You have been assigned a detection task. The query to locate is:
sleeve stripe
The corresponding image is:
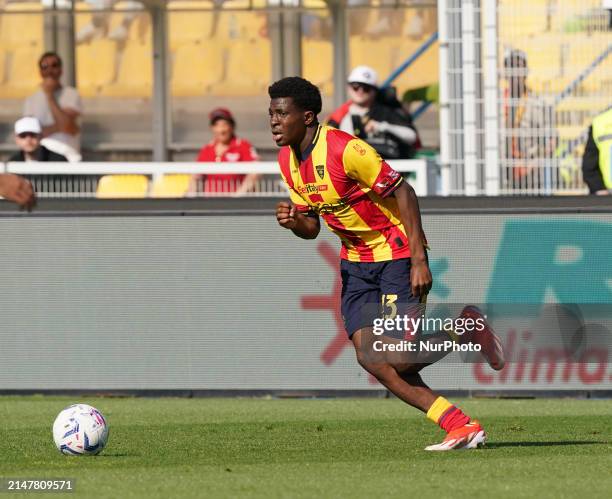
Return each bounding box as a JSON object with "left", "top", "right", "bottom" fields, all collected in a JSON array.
[{"left": 379, "top": 177, "right": 404, "bottom": 198}]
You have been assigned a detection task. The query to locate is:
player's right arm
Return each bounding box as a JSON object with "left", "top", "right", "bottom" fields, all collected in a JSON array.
[
  {"left": 0, "top": 174, "right": 36, "bottom": 210},
  {"left": 276, "top": 201, "right": 320, "bottom": 239}
]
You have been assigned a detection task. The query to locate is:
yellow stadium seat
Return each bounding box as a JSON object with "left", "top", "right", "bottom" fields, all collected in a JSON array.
[
  {"left": 76, "top": 39, "right": 117, "bottom": 97},
  {"left": 1, "top": 46, "right": 40, "bottom": 98},
  {"left": 101, "top": 42, "right": 152, "bottom": 97},
  {"left": 171, "top": 43, "right": 224, "bottom": 96},
  {"left": 302, "top": 40, "right": 333, "bottom": 95},
  {"left": 96, "top": 175, "right": 149, "bottom": 198},
  {"left": 0, "top": 48, "right": 5, "bottom": 84},
  {"left": 349, "top": 37, "right": 394, "bottom": 84},
  {"left": 230, "top": 11, "right": 266, "bottom": 41},
  {"left": 394, "top": 38, "right": 439, "bottom": 91},
  {"left": 212, "top": 38, "right": 271, "bottom": 96},
  {"left": 168, "top": 8, "right": 214, "bottom": 50},
  {"left": 0, "top": 3, "right": 43, "bottom": 50},
  {"left": 150, "top": 174, "right": 191, "bottom": 198}
]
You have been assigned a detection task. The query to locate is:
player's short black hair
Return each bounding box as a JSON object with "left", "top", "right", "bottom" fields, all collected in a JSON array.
[{"left": 268, "top": 77, "right": 322, "bottom": 116}]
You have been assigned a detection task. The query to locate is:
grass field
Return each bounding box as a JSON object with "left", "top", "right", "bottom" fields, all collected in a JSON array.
[{"left": 0, "top": 397, "right": 610, "bottom": 498}]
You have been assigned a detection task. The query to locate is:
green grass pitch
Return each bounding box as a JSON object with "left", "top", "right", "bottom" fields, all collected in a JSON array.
[{"left": 0, "top": 396, "right": 610, "bottom": 498}]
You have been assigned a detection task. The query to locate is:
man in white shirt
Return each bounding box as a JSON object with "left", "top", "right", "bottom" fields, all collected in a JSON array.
[{"left": 23, "top": 52, "right": 83, "bottom": 162}]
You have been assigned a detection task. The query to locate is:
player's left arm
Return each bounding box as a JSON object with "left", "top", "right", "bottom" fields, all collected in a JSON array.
[{"left": 391, "top": 182, "right": 432, "bottom": 298}]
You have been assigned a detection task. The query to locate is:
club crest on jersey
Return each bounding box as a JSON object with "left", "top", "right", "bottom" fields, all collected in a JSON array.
[{"left": 315, "top": 164, "right": 325, "bottom": 179}]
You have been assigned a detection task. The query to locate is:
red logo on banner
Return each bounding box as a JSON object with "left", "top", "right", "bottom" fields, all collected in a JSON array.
[{"left": 300, "top": 241, "right": 379, "bottom": 385}]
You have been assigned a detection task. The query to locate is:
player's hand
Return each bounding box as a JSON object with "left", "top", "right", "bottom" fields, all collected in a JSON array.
[
  {"left": 410, "top": 260, "right": 432, "bottom": 298},
  {"left": 276, "top": 201, "right": 298, "bottom": 229},
  {"left": 0, "top": 174, "right": 36, "bottom": 210}
]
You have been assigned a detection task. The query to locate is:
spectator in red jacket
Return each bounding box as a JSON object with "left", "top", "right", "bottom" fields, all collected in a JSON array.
[{"left": 191, "top": 108, "right": 260, "bottom": 195}]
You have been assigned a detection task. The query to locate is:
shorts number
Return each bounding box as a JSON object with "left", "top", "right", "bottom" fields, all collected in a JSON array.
[{"left": 381, "top": 294, "right": 398, "bottom": 320}]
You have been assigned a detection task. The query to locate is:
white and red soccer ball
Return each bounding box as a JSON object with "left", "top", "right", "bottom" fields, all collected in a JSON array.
[{"left": 52, "top": 404, "right": 109, "bottom": 456}]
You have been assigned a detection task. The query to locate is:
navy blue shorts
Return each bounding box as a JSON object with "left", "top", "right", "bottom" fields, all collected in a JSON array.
[{"left": 340, "top": 258, "right": 424, "bottom": 338}]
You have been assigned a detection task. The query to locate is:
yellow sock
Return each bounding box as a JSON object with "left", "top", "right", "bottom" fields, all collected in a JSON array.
[{"left": 426, "top": 396, "right": 453, "bottom": 424}]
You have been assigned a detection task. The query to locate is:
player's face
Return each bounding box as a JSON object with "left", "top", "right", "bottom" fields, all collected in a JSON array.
[{"left": 269, "top": 97, "right": 310, "bottom": 147}]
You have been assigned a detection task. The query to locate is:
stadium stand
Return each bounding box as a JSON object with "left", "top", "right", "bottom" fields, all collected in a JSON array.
[
  {"left": 0, "top": 2, "right": 43, "bottom": 98},
  {"left": 76, "top": 39, "right": 117, "bottom": 97},
  {"left": 168, "top": 2, "right": 213, "bottom": 50},
  {"left": 394, "top": 37, "right": 439, "bottom": 90},
  {"left": 171, "top": 43, "right": 224, "bottom": 96},
  {"left": 302, "top": 40, "right": 333, "bottom": 95},
  {"left": 101, "top": 41, "right": 152, "bottom": 97},
  {"left": 349, "top": 36, "right": 393, "bottom": 83},
  {"left": 150, "top": 173, "right": 191, "bottom": 198},
  {"left": 1, "top": 46, "right": 40, "bottom": 98},
  {"left": 96, "top": 174, "right": 149, "bottom": 198},
  {"left": 0, "top": 2, "right": 43, "bottom": 51},
  {"left": 0, "top": 48, "right": 5, "bottom": 84},
  {"left": 212, "top": 37, "right": 271, "bottom": 96}
]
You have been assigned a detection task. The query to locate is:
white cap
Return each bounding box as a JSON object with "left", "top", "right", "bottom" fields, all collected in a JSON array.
[
  {"left": 347, "top": 65, "right": 379, "bottom": 88},
  {"left": 15, "top": 117, "right": 42, "bottom": 135}
]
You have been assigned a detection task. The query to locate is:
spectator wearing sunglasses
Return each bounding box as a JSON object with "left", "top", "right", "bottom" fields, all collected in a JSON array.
[
  {"left": 327, "top": 65, "right": 420, "bottom": 159},
  {"left": 23, "top": 52, "right": 83, "bottom": 162},
  {"left": 9, "top": 117, "right": 68, "bottom": 162}
]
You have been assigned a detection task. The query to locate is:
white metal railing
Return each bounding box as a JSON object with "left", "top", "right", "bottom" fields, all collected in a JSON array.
[{"left": 1, "top": 159, "right": 435, "bottom": 198}]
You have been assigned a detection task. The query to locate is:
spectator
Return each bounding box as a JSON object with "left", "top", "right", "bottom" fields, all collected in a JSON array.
[
  {"left": 76, "top": 1, "right": 145, "bottom": 44},
  {"left": 9, "top": 117, "right": 68, "bottom": 162},
  {"left": 23, "top": 52, "right": 83, "bottom": 163},
  {"left": 327, "top": 66, "right": 419, "bottom": 159},
  {"left": 502, "top": 49, "right": 557, "bottom": 187},
  {"left": 582, "top": 106, "right": 612, "bottom": 195},
  {"left": 191, "top": 108, "right": 260, "bottom": 195}
]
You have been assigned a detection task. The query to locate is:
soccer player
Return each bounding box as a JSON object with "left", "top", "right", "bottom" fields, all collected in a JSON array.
[{"left": 269, "top": 77, "right": 504, "bottom": 451}]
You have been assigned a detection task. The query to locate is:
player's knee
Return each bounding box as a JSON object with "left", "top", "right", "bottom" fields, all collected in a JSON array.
[
  {"left": 394, "top": 363, "right": 424, "bottom": 376},
  {"left": 356, "top": 355, "right": 394, "bottom": 382}
]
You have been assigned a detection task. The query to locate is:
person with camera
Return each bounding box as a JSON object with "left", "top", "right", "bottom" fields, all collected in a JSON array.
[{"left": 327, "top": 66, "right": 420, "bottom": 159}]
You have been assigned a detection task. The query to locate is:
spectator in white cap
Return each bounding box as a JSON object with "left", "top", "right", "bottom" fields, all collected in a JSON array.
[
  {"left": 9, "top": 117, "right": 68, "bottom": 162},
  {"left": 327, "top": 65, "right": 420, "bottom": 159}
]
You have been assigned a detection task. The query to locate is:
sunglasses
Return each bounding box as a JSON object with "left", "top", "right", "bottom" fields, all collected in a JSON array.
[
  {"left": 40, "top": 61, "right": 61, "bottom": 70},
  {"left": 349, "top": 83, "right": 375, "bottom": 93},
  {"left": 17, "top": 132, "right": 39, "bottom": 139}
]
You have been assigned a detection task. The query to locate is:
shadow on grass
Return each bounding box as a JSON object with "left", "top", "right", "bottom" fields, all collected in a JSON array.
[{"left": 487, "top": 440, "right": 607, "bottom": 448}]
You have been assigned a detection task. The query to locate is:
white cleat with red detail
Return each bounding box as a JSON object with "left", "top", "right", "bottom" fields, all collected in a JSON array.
[{"left": 425, "top": 420, "right": 487, "bottom": 451}]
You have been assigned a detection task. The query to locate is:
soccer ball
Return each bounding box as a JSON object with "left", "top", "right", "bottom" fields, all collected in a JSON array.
[{"left": 52, "top": 404, "right": 109, "bottom": 456}]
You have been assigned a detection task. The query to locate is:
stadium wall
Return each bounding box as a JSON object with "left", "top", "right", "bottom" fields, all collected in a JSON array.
[{"left": 0, "top": 197, "right": 610, "bottom": 393}]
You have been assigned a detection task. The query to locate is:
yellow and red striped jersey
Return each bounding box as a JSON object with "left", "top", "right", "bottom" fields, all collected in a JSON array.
[{"left": 278, "top": 125, "right": 410, "bottom": 262}]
